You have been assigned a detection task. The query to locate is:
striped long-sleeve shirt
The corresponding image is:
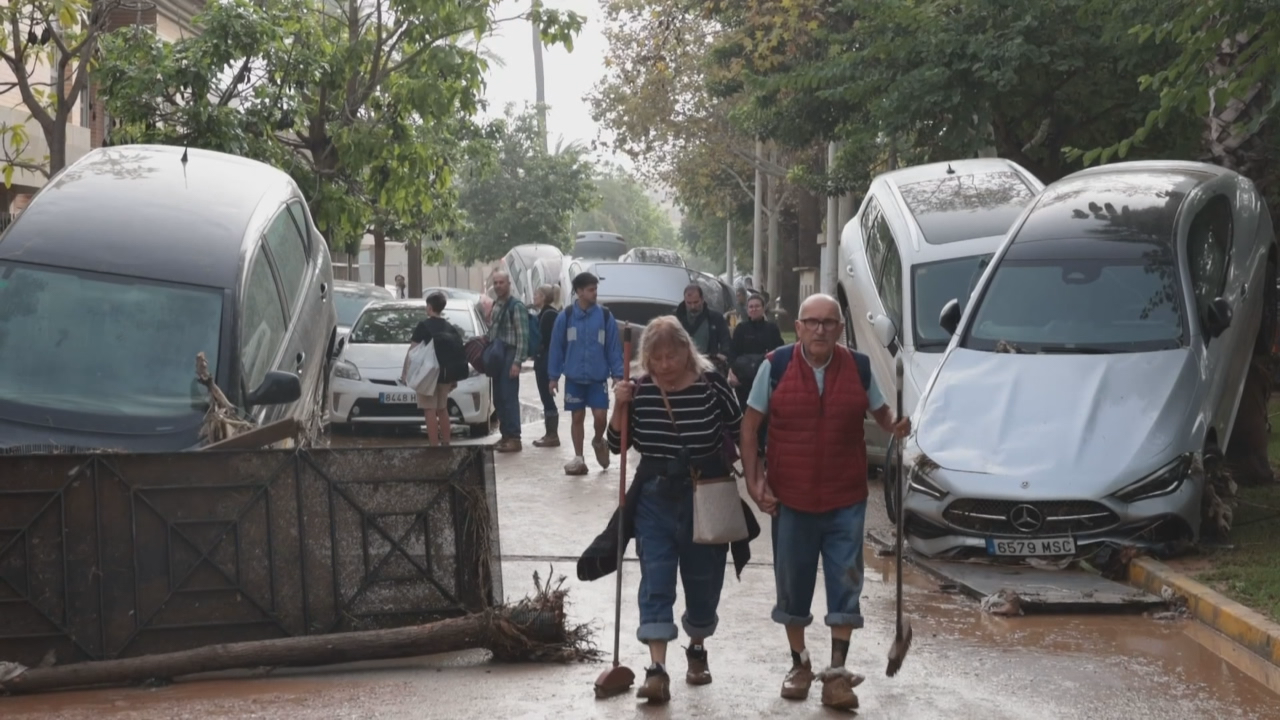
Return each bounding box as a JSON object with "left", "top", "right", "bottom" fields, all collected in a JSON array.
[
  {"left": 488, "top": 295, "right": 528, "bottom": 363},
  {"left": 607, "top": 371, "right": 742, "bottom": 460}
]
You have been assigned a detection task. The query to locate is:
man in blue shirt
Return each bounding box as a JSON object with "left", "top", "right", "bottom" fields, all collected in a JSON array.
[{"left": 548, "top": 272, "right": 624, "bottom": 475}]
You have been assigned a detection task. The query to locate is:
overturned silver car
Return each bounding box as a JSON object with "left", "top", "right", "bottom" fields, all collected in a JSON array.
[{"left": 893, "top": 160, "right": 1277, "bottom": 558}]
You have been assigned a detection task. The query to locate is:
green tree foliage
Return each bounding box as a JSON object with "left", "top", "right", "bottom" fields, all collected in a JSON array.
[
  {"left": 705, "top": 0, "right": 1203, "bottom": 188},
  {"left": 451, "top": 105, "right": 597, "bottom": 265},
  {"left": 571, "top": 165, "right": 678, "bottom": 250},
  {"left": 95, "top": 0, "right": 582, "bottom": 253},
  {"left": 0, "top": 0, "right": 121, "bottom": 180}
]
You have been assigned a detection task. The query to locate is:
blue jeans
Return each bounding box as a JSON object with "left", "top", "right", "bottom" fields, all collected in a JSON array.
[
  {"left": 533, "top": 356, "right": 557, "bottom": 419},
  {"left": 770, "top": 502, "right": 867, "bottom": 629},
  {"left": 634, "top": 478, "right": 728, "bottom": 643},
  {"left": 492, "top": 370, "right": 522, "bottom": 438}
]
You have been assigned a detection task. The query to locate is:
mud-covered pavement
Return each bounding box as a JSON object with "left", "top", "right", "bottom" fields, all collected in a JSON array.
[{"left": 4, "top": 370, "right": 1277, "bottom": 718}]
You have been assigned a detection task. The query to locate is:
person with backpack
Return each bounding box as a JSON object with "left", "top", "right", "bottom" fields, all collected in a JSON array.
[
  {"left": 531, "top": 284, "right": 562, "bottom": 447},
  {"left": 404, "top": 292, "right": 470, "bottom": 447},
  {"left": 738, "top": 294, "right": 910, "bottom": 711},
  {"left": 487, "top": 271, "right": 528, "bottom": 452},
  {"left": 547, "top": 271, "right": 623, "bottom": 475}
]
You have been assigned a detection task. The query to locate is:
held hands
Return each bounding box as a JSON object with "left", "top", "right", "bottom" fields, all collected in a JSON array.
[{"left": 748, "top": 475, "right": 778, "bottom": 516}]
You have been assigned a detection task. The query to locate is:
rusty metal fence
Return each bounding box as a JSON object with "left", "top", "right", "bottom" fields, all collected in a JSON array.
[{"left": 0, "top": 446, "right": 501, "bottom": 667}]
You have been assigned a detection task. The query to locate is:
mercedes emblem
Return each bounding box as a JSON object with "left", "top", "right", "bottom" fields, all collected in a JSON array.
[{"left": 1008, "top": 504, "right": 1043, "bottom": 533}]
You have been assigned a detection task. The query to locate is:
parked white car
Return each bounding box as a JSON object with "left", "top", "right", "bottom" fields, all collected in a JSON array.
[
  {"left": 559, "top": 259, "right": 698, "bottom": 327},
  {"left": 837, "top": 158, "right": 1046, "bottom": 468},
  {"left": 329, "top": 298, "right": 494, "bottom": 436},
  {"left": 333, "top": 280, "right": 394, "bottom": 339},
  {"left": 895, "top": 160, "right": 1277, "bottom": 558}
]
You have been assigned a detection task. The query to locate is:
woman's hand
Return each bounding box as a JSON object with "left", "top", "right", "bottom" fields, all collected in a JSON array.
[
  {"left": 613, "top": 379, "right": 636, "bottom": 405},
  {"left": 748, "top": 474, "right": 778, "bottom": 516}
]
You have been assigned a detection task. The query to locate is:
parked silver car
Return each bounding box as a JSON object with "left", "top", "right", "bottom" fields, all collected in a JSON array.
[{"left": 892, "top": 160, "right": 1277, "bottom": 558}]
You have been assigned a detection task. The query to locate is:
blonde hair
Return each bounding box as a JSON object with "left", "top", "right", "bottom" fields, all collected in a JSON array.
[
  {"left": 535, "top": 284, "right": 557, "bottom": 308},
  {"left": 638, "top": 315, "right": 714, "bottom": 376}
]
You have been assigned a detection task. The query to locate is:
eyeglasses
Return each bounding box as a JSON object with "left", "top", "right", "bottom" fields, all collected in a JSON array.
[{"left": 798, "top": 317, "right": 841, "bottom": 332}]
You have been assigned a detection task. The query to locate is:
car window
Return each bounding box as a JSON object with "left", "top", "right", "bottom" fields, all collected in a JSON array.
[
  {"left": 334, "top": 288, "right": 390, "bottom": 326},
  {"left": 0, "top": 261, "right": 222, "bottom": 424},
  {"left": 263, "top": 204, "right": 309, "bottom": 313},
  {"left": 1187, "top": 194, "right": 1233, "bottom": 320},
  {"left": 349, "top": 307, "right": 478, "bottom": 344},
  {"left": 963, "top": 237, "right": 1185, "bottom": 353},
  {"left": 912, "top": 255, "right": 991, "bottom": 350},
  {"left": 879, "top": 241, "right": 903, "bottom": 336},
  {"left": 241, "top": 245, "right": 288, "bottom": 391},
  {"left": 861, "top": 199, "right": 889, "bottom": 285},
  {"left": 285, "top": 201, "right": 312, "bottom": 255}
]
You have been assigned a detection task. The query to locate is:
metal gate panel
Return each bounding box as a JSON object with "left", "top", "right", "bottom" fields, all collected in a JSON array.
[{"left": 0, "top": 446, "right": 501, "bottom": 667}]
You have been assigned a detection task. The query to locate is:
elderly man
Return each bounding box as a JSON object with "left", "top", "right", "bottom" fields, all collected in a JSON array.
[
  {"left": 739, "top": 293, "right": 910, "bottom": 711},
  {"left": 674, "top": 284, "right": 730, "bottom": 365},
  {"left": 488, "top": 270, "right": 528, "bottom": 452}
]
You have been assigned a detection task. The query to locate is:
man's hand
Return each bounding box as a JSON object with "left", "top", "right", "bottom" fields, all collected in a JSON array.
[
  {"left": 893, "top": 416, "right": 911, "bottom": 438},
  {"left": 748, "top": 476, "right": 778, "bottom": 516},
  {"left": 549, "top": 380, "right": 559, "bottom": 395},
  {"left": 509, "top": 363, "right": 520, "bottom": 379}
]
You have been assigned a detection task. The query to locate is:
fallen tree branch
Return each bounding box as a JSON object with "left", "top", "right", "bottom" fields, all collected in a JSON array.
[{"left": 0, "top": 571, "right": 597, "bottom": 696}]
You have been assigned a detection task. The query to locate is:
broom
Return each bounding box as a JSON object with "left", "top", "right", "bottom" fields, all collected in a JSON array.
[{"left": 886, "top": 354, "right": 913, "bottom": 677}]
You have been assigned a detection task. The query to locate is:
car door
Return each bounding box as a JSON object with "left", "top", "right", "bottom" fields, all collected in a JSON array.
[
  {"left": 847, "top": 196, "right": 889, "bottom": 350},
  {"left": 1185, "top": 193, "right": 1239, "bottom": 439},
  {"left": 240, "top": 241, "right": 291, "bottom": 425},
  {"left": 260, "top": 201, "right": 322, "bottom": 426}
]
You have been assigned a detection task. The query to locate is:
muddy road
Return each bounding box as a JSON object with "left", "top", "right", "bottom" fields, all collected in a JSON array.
[{"left": 3, "top": 373, "right": 1275, "bottom": 718}]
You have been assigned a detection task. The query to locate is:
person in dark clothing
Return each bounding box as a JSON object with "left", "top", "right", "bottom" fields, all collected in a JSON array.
[
  {"left": 728, "top": 293, "right": 785, "bottom": 414},
  {"left": 673, "top": 284, "right": 731, "bottom": 370},
  {"left": 403, "top": 292, "right": 469, "bottom": 446},
  {"left": 532, "top": 284, "right": 562, "bottom": 447}
]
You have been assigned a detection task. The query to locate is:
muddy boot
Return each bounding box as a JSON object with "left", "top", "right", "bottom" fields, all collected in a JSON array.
[
  {"left": 495, "top": 437, "right": 522, "bottom": 453},
  {"left": 592, "top": 436, "right": 610, "bottom": 469},
  {"left": 818, "top": 667, "right": 864, "bottom": 711},
  {"left": 565, "top": 456, "right": 589, "bottom": 476},
  {"left": 635, "top": 664, "right": 671, "bottom": 704},
  {"left": 780, "top": 660, "right": 814, "bottom": 700},
  {"left": 685, "top": 644, "right": 711, "bottom": 685},
  {"left": 533, "top": 416, "right": 560, "bottom": 448}
]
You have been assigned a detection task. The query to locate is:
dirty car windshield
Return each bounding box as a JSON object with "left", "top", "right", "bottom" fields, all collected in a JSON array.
[
  {"left": 349, "top": 307, "right": 476, "bottom": 344},
  {"left": 0, "top": 261, "right": 222, "bottom": 426},
  {"left": 334, "top": 288, "right": 390, "bottom": 326},
  {"left": 913, "top": 255, "right": 991, "bottom": 350},
  {"left": 963, "top": 237, "right": 1185, "bottom": 353}
]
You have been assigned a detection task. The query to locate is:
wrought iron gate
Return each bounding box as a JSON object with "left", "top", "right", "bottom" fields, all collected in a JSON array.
[{"left": 0, "top": 446, "right": 501, "bottom": 667}]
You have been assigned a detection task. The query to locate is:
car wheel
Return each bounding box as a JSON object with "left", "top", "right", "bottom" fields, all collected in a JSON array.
[
  {"left": 304, "top": 356, "right": 332, "bottom": 448},
  {"left": 1201, "top": 443, "right": 1233, "bottom": 540},
  {"left": 882, "top": 435, "right": 900, "bottom": 523}
]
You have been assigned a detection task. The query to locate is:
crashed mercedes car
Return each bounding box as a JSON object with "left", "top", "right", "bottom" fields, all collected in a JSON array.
[{"left": 891, "top": 160, "right": 1277, "bottom": 558}]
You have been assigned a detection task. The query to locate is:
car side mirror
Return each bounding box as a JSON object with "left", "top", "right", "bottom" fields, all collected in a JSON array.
[
  {"left": 246, "top": 370, "right": 302, "bottom": 407},
  {"left": 871, "top": 314, "right": 898, "bottom": 350},
  {"left": 1205, "top": 297, "right": 1233, "bottom": 339},
  {"left": 939, "top": 298, "right": 961, "bottom": 336}
]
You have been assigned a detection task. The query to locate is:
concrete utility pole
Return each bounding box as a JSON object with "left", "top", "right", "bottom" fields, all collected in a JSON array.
[
  {"left": 766, "top": 145, "right": 780, "bottom": 298},
  {"left": 725, "top": 218, "right": 734, "bottom": 285},
  {"left": 824, "top": 141, "right": 839, "bottom": 294},
  {"left": 532, "top": 0, "right": 547, "bottom": 153},
  {"left": 752, "top": 139, "right": 764, "bottom": 289}
]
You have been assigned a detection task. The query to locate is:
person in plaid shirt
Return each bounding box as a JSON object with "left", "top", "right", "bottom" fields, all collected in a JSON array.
[{"left": 489, "top": 270, "right": 528, "bottom": 452}]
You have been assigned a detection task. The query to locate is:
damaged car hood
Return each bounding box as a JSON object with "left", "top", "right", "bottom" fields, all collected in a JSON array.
[{"left": 916, "top": 347, "right": 1197, "bottom": 485}]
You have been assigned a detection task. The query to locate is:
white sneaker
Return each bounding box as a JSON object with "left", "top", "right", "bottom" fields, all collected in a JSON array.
[{"left": 565, "top": 456, "right": 588, "bottom": 475}]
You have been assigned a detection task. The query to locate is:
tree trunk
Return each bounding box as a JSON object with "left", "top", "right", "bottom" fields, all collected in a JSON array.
[
  {"left": 766, "top": 146, "right": 781, "bottom": 301},
  {"left": 46, "top": 119, "right": 66, "bottom": 176},
  {"left": 373, "top": 227, "right": 387, "bottom": 287},
  {"left": 408, "top": 239, "right": 423, "bottom": 299},
  {"left": 778, "top": 206, "right": 800, "bottom": 323}
]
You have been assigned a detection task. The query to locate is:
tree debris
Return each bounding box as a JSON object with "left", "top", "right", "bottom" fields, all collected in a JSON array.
[
  {"left": 195, "top": 352, "right": 254, "bottom": 445},
  {"left": 980, "top": 589, "right": 1024, "bottom": 616},
  {"left": 0, "top": 572, "right": 597, "bottom": 696}
]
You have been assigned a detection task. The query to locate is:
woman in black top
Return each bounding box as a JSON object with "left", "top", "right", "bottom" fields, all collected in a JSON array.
[
  {"left": 607, "top": 315, "right": 743, "bottom": 704},
  {"left": 404, "top": 292, "right": 463, "bottom": 446},
  {"left": 531, "top": 284, "right": 561, "bottom": 447}
]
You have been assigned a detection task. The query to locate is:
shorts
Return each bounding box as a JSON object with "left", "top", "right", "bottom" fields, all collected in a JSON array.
[
  {"left": 564, "top": 380, "right": 609, "bottom": 412},
  {"left": 416, "top": 382, "right": 455, "bottom": 409}
]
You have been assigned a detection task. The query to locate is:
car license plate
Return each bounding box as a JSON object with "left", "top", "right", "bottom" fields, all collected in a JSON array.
[
  {"left": 985, "top": 537, "right": 1076, "bottom": 556},
  {"left": 379, "top": 391, "right": 416, "bottom": 404}
]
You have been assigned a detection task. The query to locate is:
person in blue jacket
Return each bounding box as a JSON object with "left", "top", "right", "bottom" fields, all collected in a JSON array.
[{"left": 548, "top": 271, "right": 624, "bottom": 475}]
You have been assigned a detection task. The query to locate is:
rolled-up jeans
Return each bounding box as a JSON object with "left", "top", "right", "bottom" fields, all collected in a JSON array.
[
  {"left": 633, "top": 472, "right": 729, "bottom": 644},
  {"left": 770, "top": 501, "right": 867, "bottom": 629}
]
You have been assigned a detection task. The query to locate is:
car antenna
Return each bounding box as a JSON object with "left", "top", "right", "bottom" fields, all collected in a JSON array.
[
  {"left": 945, "top": 163, "right": 956, "bottom": 175},
  {"left": 180, "top": 143, "right": 189, "bottom": 189}
]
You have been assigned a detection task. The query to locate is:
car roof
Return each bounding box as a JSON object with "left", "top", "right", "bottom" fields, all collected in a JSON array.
[
  {"left": 1014, "top": 164, "right": 1223, "bottom": 246},
  {"left": 335, "top": 280, "right": 392, "bottom": 294},
  {"left": 0, "top": 144, "right": 295, "bottom": 288}
]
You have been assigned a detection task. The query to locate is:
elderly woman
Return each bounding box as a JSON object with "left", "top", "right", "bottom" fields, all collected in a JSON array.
[{"left": 606, "top": 315, "right": 744, "bottom": 704}]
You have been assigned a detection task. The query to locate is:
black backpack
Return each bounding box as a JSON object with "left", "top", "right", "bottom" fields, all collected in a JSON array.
[{"left": 430, "top": 321, "right": 470, "bottom": 384}]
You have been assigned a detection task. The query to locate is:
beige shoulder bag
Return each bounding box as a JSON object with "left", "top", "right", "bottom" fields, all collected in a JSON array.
[{"left": 659, "top": 388, "right": 749, "bottom": 545}]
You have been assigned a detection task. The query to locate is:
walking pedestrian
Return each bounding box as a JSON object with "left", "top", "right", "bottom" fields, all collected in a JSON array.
[
  {"left": 487, "top": 270, "right": 527, "bottom": 452},
  {"left": 402, "top": 292, "right": 469, "bottom": 446},
  {"left": 531, "top": 284, "right": 562, "bottom": 448},
  {"left": 606, "top": 316, "right": 748, "bottom": 704},
  {"left": 674, "top": 284, "right": 730, "bottom": 370},
  {"left": 394, "top": 274, "right": 407, "bottom": 299},
  {"left": 739, "top": 293, "right": 911, "bottom": 711},
  {"left": 728, "top": 293, "right": 785, "bottom": 410},
  {"left": 547, "top": 272, "right": 623, "bottom": 474}
]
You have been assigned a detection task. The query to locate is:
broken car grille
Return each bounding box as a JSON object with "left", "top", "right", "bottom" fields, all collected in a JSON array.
[{"left": 942, "top": 498, "right": 1119, "bottom": 536}]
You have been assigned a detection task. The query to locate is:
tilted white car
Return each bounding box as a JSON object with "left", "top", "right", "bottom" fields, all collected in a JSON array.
[
  {"left": 837, "top": 158, "right": 1046, "bottom": 471},
  {"left": 329, "top": 298, "right": 494, "bottom": 436}
]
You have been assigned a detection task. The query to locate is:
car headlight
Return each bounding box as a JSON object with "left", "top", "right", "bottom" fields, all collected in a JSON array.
[
  {"left": 333, "top": 359, "right": 361, "bottom": 381},
  {"left": 1111, "top": 454, "right": 1192, "bottom": 503},
  {"left": 907, "top": 465, "right": 948, "bottom": 500}
]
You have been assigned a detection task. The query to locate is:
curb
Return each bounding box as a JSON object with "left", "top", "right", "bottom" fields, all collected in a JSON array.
[{"left": 1129, "top": 557, "right": 1280, "bottom": 691}]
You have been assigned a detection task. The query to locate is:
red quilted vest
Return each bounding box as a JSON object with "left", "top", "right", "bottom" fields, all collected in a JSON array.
[{"left": 765, "top": 345, "right": 869, "bottom": 514}]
